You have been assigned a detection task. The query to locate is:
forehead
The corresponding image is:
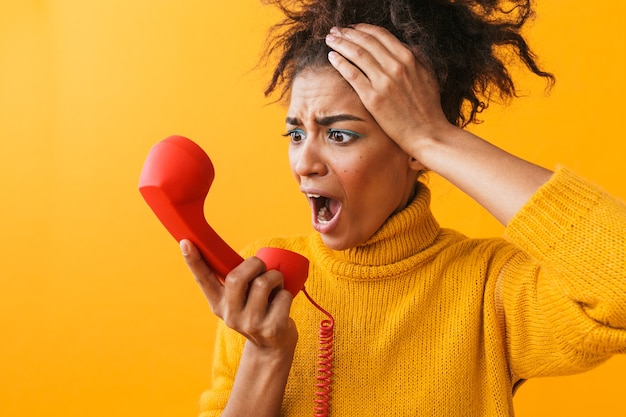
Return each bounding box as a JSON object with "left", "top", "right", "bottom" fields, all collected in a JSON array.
[{"left": 287, "top": 68, "right": 366, "bottom": 117}]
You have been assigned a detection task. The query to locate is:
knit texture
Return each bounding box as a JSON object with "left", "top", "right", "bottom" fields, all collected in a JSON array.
[{"left": 199, "top": 167, "right": 626, "bottom": 417}]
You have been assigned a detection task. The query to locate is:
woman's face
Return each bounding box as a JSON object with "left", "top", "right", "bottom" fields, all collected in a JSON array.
[{"left": 286, "top": 67, "right": 421, "bottom": 250}]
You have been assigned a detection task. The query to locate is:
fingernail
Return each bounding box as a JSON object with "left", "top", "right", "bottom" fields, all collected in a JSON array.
[
  {"left": 325, "top": 33, "right": 336, "bottom": 44},
  {"left": 180, "top": 240, "right": 189, "bottom": 256},
  {"left": 329, "top": 26, "right": 340, "bottom": 35}
]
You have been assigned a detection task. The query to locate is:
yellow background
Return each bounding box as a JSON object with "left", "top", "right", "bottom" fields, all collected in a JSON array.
[{"left": 1, "top": 1, "right": 624, "bottom": 416}]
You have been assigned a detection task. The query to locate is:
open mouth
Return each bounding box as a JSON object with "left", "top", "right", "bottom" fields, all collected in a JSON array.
[{"left": 307, "top": 193, "right": 340, "bottom": 224}]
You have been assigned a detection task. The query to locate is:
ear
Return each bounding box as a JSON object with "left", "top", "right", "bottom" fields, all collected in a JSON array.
[{"left": 408, "top": 155, "right": 425, "bottom": 172}]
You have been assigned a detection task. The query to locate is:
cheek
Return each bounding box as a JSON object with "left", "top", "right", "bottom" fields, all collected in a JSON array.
[
  {"left": 358, "top": 153, "right": 409, "bottom": 201},
  {"left": 334, "top": 163, "right": 364, "bottom": 190},
  {"left": 332, "top": 152, "right": 366, "bottom": 178}
]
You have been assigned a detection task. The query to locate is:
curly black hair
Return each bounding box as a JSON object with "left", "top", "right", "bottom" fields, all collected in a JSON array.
[{"left": 261, "top": 0, "right": 555, "bottom": 127}]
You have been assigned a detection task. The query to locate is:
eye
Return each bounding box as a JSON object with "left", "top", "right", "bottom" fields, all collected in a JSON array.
[
  {"left": 327, "top": 128, "right": 363, "bottom": 144},
  {"left": 282, "top": 128, "right": 306, "bottom": 144}
]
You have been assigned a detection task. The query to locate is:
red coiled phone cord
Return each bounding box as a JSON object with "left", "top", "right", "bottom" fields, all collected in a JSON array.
[{"left": 302, "top": 288, "right": 335, "bottom": 417}]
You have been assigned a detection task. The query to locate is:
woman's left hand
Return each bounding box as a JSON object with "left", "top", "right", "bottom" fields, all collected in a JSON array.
[
  {"left": 324, "top": 23, "right": 452, "bottom": 158},
  {"left": 325, "top": 23, "right": 553, "bottom": 225}
]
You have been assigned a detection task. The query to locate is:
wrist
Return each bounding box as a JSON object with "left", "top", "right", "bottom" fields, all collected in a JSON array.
[
  {"left": 222, "top": 340, "right": 296, "bottom": 417},
  {"left": 408, "top": 122, "right": 461, "bottom": 171},
  {"left": 243, "top": 337, "right": 297, "bottom": 369}
]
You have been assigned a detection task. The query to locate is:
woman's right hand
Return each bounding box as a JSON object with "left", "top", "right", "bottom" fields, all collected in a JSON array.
[
  {"left": 180, "top": 239, "right": 298, "bottom": 352},
  {"left": 181, "top": 239, "right": 296, "bottom": 416}
]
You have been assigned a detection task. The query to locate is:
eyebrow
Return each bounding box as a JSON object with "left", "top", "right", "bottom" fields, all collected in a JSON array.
[{"left": 285, "top": 114, "right": 365, "bottom": 126}]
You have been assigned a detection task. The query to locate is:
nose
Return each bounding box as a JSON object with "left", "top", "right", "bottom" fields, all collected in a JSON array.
[{"left": 291, "top": 137, "right": 327, "bottom": 178}]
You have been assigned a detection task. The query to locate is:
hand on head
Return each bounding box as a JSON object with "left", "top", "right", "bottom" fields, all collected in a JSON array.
[{"left": 324, "top": 24, "right": 454, "bottom": 160}]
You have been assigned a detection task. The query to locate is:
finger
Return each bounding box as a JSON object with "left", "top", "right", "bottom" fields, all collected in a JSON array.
[
  {"left": 326, "top": 25, "right": 417, "bottom": 76},
  {"left": 223, "top": 256, "right": 267, "bottom": 313},
  {"left": 330, "top": 25, "right": 433, "bottom": 85},
  {"left": 248, "top": 285, "right": 294, "bottom": 347},
  {"left": 350, "top": 24, "right": 414, "bottom": 61},
  {"left": 325, "top": 26, "right": 416, "bottom": 106},
  {"left": 351, "top": 24, "right": 437, "bottom": 82},
  {"left": 243, "top": 269, "right": 285, "bottom": 313},
  {"left": 325, "top": 27, "right": 386, "bottom": 80},
  {"left": 265, "top": 289, "right": 294, "bottom": 327},
  {"left": 326, "top": 49, "right": 372, "bottom": 94},
  {"left": 180, "top": 239, "right": 223, "bottom": 306}
]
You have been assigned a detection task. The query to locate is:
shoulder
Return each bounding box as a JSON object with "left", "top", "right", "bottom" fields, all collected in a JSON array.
[{"left": 435, "top": 228, "right": 524, "bottom": 275}]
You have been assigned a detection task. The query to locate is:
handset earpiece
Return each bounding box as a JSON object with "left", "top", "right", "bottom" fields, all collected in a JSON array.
[{"left": 138, "top": 135, "right": 308, "bottom": 297}]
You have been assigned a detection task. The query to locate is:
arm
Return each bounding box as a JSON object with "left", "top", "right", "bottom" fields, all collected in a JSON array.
[
  {"left": 411, "top": 126, "right": 552, "bottom": 225},
  {"left": 500, "top": 169, "right": 626, "bottom": 378},
  {"left": 222, "top": 340, "right": 295, "bottom": 417},
  {"left": 325, "top": 24, "right": 552, "bottom": 225},
  {"left": 181, "top": 240, "right": 296, "bottom": 417},
  {"left": 326, "top": 25, "right": 626, "bottom": 374}
]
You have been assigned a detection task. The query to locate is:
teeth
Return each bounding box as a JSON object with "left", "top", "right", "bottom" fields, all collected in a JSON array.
[
  {"left": 317, "top": 206, "right": 331, "bottom": 223},
  {"left": 305, "top": 192, "right": 335, "bottom": 223},
  {"left": 317, "top": 199, "right": 333, "bottom": 223}
]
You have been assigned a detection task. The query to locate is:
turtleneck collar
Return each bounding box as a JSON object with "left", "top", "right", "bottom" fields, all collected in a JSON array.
[{"left": 310, "top": 182, "right": 442, "bottom": 280}]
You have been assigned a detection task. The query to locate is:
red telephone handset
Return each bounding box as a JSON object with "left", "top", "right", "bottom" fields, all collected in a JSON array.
[{"left": 138, "top": 135, "right": 308, "bottom": 297}]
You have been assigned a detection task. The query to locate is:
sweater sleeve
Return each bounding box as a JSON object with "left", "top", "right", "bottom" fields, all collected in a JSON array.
[
  {"left": 500, "top": 167, "right": 626, "bottom": 380},
  {"left": 198, "top": 320, "right": 246, "bottom": 417}
]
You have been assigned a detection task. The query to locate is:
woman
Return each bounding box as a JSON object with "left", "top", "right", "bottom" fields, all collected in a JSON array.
[{"left": 180, "top": 0, "right": 626, "bottom": 415}]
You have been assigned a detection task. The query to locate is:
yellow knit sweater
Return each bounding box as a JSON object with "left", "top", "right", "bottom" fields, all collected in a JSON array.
[{"left": 199, "top": 168, "right": 626, "bottom": 416}]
